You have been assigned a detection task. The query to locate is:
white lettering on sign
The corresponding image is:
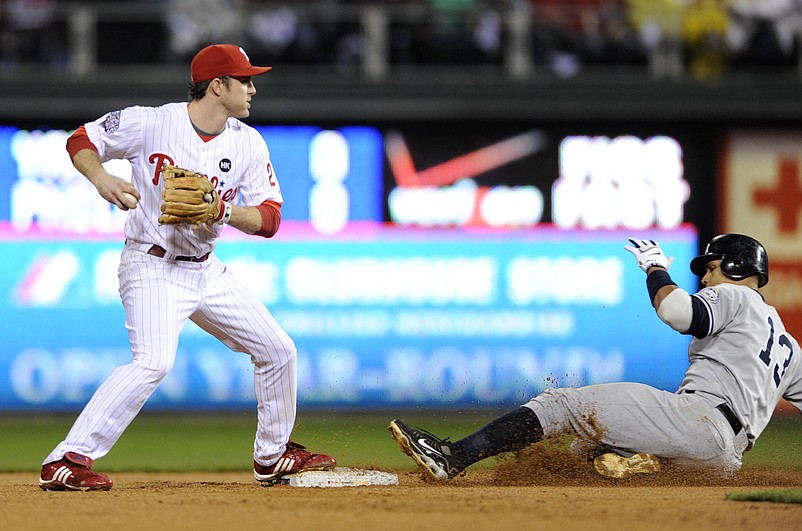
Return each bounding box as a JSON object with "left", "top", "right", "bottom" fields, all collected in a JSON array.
[
  {"left": 381, "top": 347, "right": 625, "bottom": 403},
  {"left": 10, "top": 348, "right": 120, "bottom": 404},
  {"left": 8, "top": 347, "right": 254, "bottom": 405},
  {"left": 226, "top": 257, "right": 281, "bottom": 305},
  {"left": 507, "top": 256, "right": 625, "bottom": 305},
  {"left": 388, "top": 178, "right": 545, "bottom": 228},
  {"left": 553, "top": 135, "right": 690, "bottom": 229},
  {"left": 9, "top": 129, "right": 131, "bottom": 233},
  {"left": 276, "top": 309, "right": 574, "bottom": 338},
  {"left": 309, "top": 130, "right": 350, "bottom": 234},
  {"left": 388, "top": 178, "right": 478, "bottom": 226},
  {"left": 480, "top": 185, "right": 543, "bottom": 227},
  {"left": 285, "top": 255, "right": 496, "bottom": 305}
]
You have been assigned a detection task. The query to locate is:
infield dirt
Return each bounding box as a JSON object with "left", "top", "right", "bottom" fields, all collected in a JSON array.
[{"left": 4, "top": 445, "right": 802, "bottom": 531}]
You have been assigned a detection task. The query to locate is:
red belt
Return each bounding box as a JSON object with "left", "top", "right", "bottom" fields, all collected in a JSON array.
[{"left": 147, "top": 245, "right": 210, "bottom": 263}]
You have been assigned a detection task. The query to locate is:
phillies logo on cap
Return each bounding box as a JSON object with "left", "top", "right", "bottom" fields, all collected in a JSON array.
[{"left": 191, "top": 44, "right": 272, "bottom": 83}]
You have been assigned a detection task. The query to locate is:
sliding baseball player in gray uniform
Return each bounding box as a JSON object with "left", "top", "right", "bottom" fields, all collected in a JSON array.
[{"left": 390, "top": 234, "right": 802, "bottom": 479}]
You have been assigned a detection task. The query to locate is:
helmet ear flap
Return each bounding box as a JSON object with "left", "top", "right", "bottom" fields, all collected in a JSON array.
[{"left": 721, "top": 257, "right": 745, "bottom": 278}]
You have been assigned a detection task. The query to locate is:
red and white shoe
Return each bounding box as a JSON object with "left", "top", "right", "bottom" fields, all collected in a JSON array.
[
  {"left": 39, "top": 452, "right": 113, "bottom": 491},
  {"left": 253, "top": 441, "right": 336, "bottom": 483}
]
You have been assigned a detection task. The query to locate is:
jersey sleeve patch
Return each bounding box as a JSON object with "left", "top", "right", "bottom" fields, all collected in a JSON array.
[
  {"left": 102, "top": 110, "right": 122, "bottom": 133},
  {"left": 700, "top": 287, "right": 719, "bottom": 304}
]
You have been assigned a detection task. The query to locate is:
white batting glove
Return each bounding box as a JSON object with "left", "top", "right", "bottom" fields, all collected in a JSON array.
[{"left": 624, "top": 238, "right": 674, "bottom": 273}]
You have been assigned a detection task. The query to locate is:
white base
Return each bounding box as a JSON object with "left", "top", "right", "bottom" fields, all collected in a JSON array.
[{"left": 273, "top": 467, "right": 399, "bottom": 488}]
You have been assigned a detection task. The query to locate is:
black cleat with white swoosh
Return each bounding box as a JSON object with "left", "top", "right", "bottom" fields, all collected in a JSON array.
[{"left": 388, "top": 419, "right": 463, "bottom": 481}]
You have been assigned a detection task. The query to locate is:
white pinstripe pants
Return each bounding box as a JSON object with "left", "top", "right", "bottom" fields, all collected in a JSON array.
[{"left": 44, "top": 246, "right": 297, "bottom": 466}]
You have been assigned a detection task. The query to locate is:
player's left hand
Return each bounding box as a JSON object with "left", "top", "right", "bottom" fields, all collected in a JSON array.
[
  {"left": 624, "top": 238, "right": 674, "bottom": 273},
  {"left": 158, "top": 164, "right": 222, "bottom": 225}
]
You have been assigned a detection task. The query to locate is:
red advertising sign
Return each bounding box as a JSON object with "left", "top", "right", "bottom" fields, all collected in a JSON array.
[{"left": 721, "top": 130, "right": 802, "bottom": 337}]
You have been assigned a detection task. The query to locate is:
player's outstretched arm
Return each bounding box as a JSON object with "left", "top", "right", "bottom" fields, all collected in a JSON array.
[
  {"left": 226, "top": 201, "right": 281, "bottom": 238},
  {"left": 72, "top": 148, "right": 140, "bottom": 210},
  {"left": 226, "top": 205, "right": 264, "bottom": 234},
  {"left": 624, "top": 238, "right": 678, "bottom": 305},
  {"left": 625, "top": 238, "right": 692, "bottom": 332}
]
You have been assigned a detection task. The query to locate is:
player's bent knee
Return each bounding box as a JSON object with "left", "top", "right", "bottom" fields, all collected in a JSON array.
[
  {"left": 131, "top": 358, "right": 174, "bottom": 381},
  {"left": 251, "top": 341, "right": 297, "bottom": 368}
]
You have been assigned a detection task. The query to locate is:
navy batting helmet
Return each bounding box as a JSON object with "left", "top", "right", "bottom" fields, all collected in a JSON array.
[{"left": 690, "top": 234, "right": 769, "bottom": 287}]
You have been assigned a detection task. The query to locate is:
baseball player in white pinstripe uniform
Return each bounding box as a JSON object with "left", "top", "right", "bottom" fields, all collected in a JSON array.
[
  {"left": 390, "top": 234, "right": 802, "bottom": 480},
  {"left": 39, "top": 44, "right": 335, "bottom": 491}
]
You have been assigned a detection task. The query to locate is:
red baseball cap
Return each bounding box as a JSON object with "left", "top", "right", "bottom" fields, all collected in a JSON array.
[{"left": 190, "top": 44, "right": 272, "bottom": 83}]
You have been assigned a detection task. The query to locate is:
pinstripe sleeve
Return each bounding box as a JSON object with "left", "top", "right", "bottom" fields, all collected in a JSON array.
[{"left": 83, "top": 106, "right": 144, "bottom": 162}]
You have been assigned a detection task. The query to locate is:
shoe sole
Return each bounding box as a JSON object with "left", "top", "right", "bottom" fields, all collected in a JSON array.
[
  {"left": 388, "top": 421, "right": 448, "bottom": 482},
  {"left": 38, "top": 479, "right": 112, "bottom": 492},
  {"left": 593, "top": 452, "right": 661, "bottom": 479}
]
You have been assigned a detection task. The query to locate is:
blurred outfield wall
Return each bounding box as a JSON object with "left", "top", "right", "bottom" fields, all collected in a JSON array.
[{"left": 1, "top": 119, "right": 800, "bottom": 411}]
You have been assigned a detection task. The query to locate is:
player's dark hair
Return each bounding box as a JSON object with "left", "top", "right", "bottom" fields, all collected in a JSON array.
[{"left": 187, "top": 76, "right": 232, "bottom": 101}]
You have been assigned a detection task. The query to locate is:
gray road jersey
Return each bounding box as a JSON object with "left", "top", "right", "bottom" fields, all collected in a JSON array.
[{"left": 678, "top": 284, "right": 802, "bottom": 445}]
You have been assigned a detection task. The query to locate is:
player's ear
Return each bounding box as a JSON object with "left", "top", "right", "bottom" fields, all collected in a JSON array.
[{"left": 209, "top": 78, "right": 225, "bottom": 97}]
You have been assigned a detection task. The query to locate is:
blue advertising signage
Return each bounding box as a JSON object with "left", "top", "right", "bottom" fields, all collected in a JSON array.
[
  {"left": 0, "top": 123, "right": 700, "bottom": 411},
  {"left": 0, "top": 226, "right": 697, "bottom": 410}
]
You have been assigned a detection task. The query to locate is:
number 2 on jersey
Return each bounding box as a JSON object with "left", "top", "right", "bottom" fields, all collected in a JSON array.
[{"left": 758, "top": 316, "right": 794, "bottom": 387}]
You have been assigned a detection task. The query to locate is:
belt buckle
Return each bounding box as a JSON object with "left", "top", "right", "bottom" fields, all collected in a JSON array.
[
  {"left": 147, "top": 245, "right": 167, "bottom": 258},
  {"left": 187, "top": 253, "right": 209, "bottom": 263}
]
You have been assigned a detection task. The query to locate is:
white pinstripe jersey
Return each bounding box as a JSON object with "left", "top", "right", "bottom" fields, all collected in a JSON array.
[
  {"left": 679, "top": 284, "right": 802, "bottom": 444},
  {"left": 84, "top": 102, "right": 283, "bottom": 256}
]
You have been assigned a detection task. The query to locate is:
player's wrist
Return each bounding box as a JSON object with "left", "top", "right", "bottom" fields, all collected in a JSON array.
[
  {"left": 646, "top": 269, "right": 676, "bottom": 303},
  {"left": 216, "top": 201, "right": 233, "bottom": 224}
]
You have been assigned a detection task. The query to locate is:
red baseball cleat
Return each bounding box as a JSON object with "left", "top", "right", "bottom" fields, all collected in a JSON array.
[
  {"left": 253, "top": 441, "right": 336, "bottom": 483},
  {"left": 39, "top": 452, "right": 113, "bottom": 491}
]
